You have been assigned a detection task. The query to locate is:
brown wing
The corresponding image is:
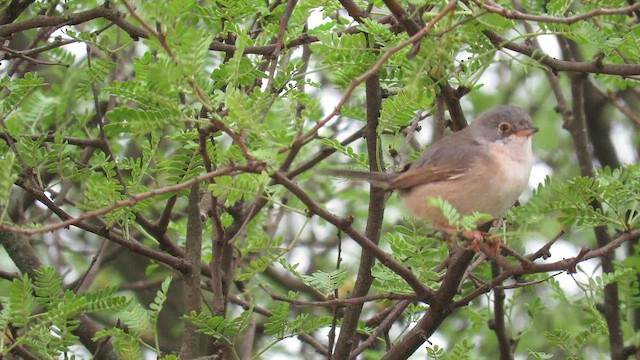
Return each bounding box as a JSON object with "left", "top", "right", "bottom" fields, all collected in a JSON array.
[{"left": 388, "top": 165, "right": 466, "bottom": 189}]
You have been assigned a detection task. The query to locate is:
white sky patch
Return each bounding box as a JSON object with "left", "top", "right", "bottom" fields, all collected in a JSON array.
[
  {"left": 50, "top": 27, "right": 87, "bottom": 63},
  {"left": 308, "top": 7, "right": 328, "bottom": 30},
  {"left": 524, "top": 237, "right": 601, "bottom": 296},
  {"left": 536, "top": 34, "right": 562, "bottom": 59},
  {"left": 610, "top": 122, "right": 638, "bottom": 164},
  {"left": 529, "top": 162, "right": 552, "bottom": 188}
]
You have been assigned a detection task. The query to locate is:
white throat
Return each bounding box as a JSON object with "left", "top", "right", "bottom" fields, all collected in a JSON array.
[{"left": 487, "top": 134, "right": 534, "bottom": 207}]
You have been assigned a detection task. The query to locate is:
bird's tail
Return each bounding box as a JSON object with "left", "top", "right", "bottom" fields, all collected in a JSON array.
[{"left": 322, "top": 169, "right": 396, "bottom": 190}]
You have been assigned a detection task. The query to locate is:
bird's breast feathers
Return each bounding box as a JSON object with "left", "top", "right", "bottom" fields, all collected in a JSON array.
[{"left": 487, "top": 135, "right": 533, "bottom": 195}]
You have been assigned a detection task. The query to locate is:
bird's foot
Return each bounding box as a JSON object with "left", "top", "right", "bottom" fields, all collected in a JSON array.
[
  {"left": 461, "top": 229, "right": 485, "bottom": 252},
  {"left": 458, "top": 230, "right": 502, "bottom": 256}
]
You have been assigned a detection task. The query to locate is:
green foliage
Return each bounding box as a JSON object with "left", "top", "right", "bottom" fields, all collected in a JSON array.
[
  {"left": 310, "top": 32, "right": 378, "bottom": 86},
  {"left": 426, "top": 338, "right": 476, "bottom": 359},
  {"left": 0, "top": 151, "right": 17, "bottom": 221},
  {"left": 544, "top": 323, "right": 601, "bottom": 360},
  {"left": 94, "top": 276, "right": 172, "bottom": 358},
  {"left": 381, "top": 221, "right": 448, "bottom": 289},
  {"left": 447, "top": 338, "right": 475, "bottom": 360},
  {"left": 528, "top": 350, "right": 554, "bottom": 360},
  {"left": 510, "top": 164, "right": 640, "bottom": 231},
  {"left": 74, "top": 59, "right": 116, "bottom": 100},
  {"left": 0, "top": 73, "right": 45, "bottom": 124},
  {"left": 379, "top": 90, "right": 432, "bottom": 133},
  {"left": 182, "top": 305, "right": 253, "bottom": 344},
  {"left": 321, "top": 138, "right": 369, "bottom": 167},
  {"left": 1, "top": 0, "right": 640, "bottom": 358},
  {"left": 263, "top": 291, "right": 332, "bottom": 340},
  {"left": 300, "top": 268, "right": 347, "bottom": 294},
  {"left": 236, "top": 232, "right": 287, "bottom": 281},
  {"left": 105, "top": 107, "right": 186, "bottom": 136},
  {"left": 427, "top": 197, "right": 493, "bottom": 231},
  {"left": 157, "top": 130, "right": 205, "bottom": 185},
  {"left": 0, "top": 267, "right": 128, "bottom": 358}
]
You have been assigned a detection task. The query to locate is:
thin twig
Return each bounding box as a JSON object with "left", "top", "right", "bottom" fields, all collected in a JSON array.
[
  {"left": 0, "top": 163, "right": 264, "bottom": 235},
  {"left": 260, "top": 284, "right": 416, "bottom": 307},
  {"left": 349, "top": 300, "right": 412, "bottom": 359},
  {"left": 480, "top": 0, "right": 640, "bottom": 25}
]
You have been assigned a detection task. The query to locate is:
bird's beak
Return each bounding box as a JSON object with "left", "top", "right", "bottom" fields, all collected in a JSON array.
[{"left": 515, "top": 127, "right": 539, "bottom": 137}]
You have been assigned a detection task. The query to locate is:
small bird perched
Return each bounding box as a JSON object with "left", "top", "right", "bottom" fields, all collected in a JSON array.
[{"left": 329, "top": 105, "right": 538, "bottom": 226}]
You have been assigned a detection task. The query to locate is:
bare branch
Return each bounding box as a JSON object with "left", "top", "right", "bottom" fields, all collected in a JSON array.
[
  {"left": 261, "top": 284, "right": 416, "bottom": 307},
  {"left": 484, "top": 31, "right": 640, "bottom": 76},
  {"left": 0, "top": 7, "right": 147, "bottom": 39},
  {"left": 0, "top": 163, "right": 264, "bottom": 235},
  {"left": 480, "top": 1, "right": 640, "bottom": 25}
]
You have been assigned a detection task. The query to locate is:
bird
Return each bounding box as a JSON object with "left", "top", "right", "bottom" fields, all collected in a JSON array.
[{"left": 328, "top": 105, "right": 538, "bottom": 227}]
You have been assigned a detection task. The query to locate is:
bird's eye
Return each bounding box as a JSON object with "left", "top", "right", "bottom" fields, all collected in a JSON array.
[{"left": 498, "top": 122, "right": 511, "bottom": 133}]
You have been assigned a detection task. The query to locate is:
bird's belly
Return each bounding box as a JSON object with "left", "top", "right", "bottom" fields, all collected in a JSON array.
[
  {"left": 401, "top": 180, "right": 501, "bottom": 225},
  {"left": 401, "top": 167, "right": 529, "bottom": 226}
]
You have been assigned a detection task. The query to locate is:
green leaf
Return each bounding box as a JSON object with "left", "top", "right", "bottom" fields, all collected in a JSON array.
[
  {"left": 0, "top": 152, "right": 18, "bottom": 221},
  {"left": 7, "top": 275, "right": 35, "bottom": 327},
  {"left": 546, "top": 0, "right": 573, "bottom": 15},
  {"left": 105, "top": 107, "right": 185, "bottom": 136},
  {"left": 300, "top": 268, "right": 347, "bottom": 294},
  {"left": 33, "top": 267, "right": 63, "bottom": 307}
]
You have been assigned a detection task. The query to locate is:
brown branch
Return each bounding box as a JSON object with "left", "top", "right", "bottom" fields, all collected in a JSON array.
[
  {"left": 382, "top": 0, "right": 422, "bottom": 35},
  {"left": 453, "top": 229, "right": 640, "bottom": 308},
  {"left": 21, "top": 181, "right": 192, "bottom": 273},
  {"left": 496, "top": 272, "right": 563, "bottom": 290},
  {"left": 135, "top": 209, "right": 186, "bottom": 259},
  {"left": 298, "top": 334, "right": 329, "bottom": 356},
  {"left": 384, "top": 226, "right": 640, "bottom": 359},
  {"left": 527, "top": 230, "right": 564, "bottom": 261},
  {"left": 271, "top": 171, "right": 435, "bottom": 301},
  {"left": 349, "top": 300, "right": 412, "bottom": 359},
  {"left": 489, "top": 262, "right": 514, "bottom": 360},
  {"left": 559, "top": 38, "right": 624, "bottom": 358},
  {"left": 480, "top": 1, "right": 640, "bottom": 24},
  {"left": 208, "top": 16, "right": 391, "bottom": 55},
  {"left": 0, "top": 44, "right": 69, "bottom": 66},
  {"left": 263, "top": 266, "right": 326, "bottom": 301},
  {"left": 0, "top": 132, "right": 106, "bottom": 149},
  {"left": 0, "top": 0, "right": 34, "bottom": 25},
  {"left": 19, "top": 38, "right": 77, "bottom": 56},
  {"left": 0, "top": 231, "right": 119, "bottom": 359},
  {"left": 332, "top": 47, "right": 386, "bottom": 360},
  {"left": 0, "top": 7, "right": 147, "bottom": 39},
  {"left": 261, "top": 284, "right": 416, "bottom": 307},
  {"left": 10, "top": 344, "right": 40, "bottom": 360},
  {"left": 179, "top": 183, "right": 204, "bottom": 359},
  {"left": 440, "top": 83, "right": 469, "bottom": 130},
  {"left": 0, "top": 163, "right": 264, "bottom": 235},
  {"left": 381, "top": 249, "right": 476, "bottom": 360},
  {"left": 339, "top": 0, "right": 368, "bottom": 23},
  {"left": 286, "top": 126, "right": 365, "bottom": 179},
  {"left": 265, "top": 0, "right": 298, "bottom": 92},
  {"left": 210, "top": 118, "right": 255, "bottom": 161},
  {"left": 484, "top": 31, "right": 640, "bottom": 76},
  {"left": 604, "top": 90, "right": 640, "bottom": 126}
]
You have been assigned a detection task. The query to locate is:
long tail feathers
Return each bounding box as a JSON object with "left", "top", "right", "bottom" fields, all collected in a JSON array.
[{"left": 322, "top": 169, "right": 396, "bottom": 190}]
